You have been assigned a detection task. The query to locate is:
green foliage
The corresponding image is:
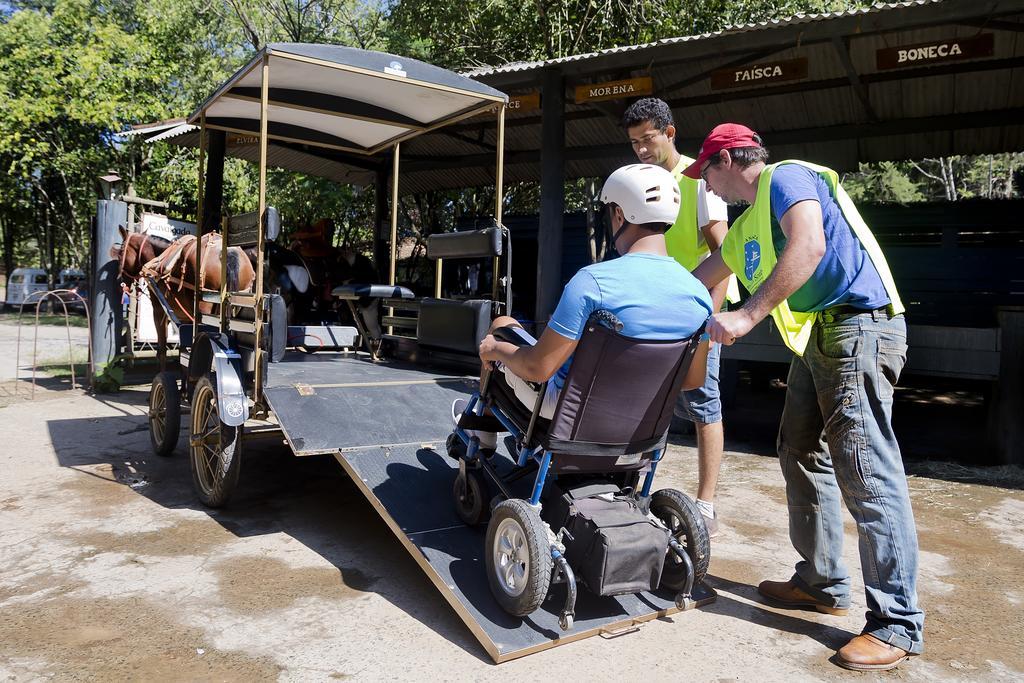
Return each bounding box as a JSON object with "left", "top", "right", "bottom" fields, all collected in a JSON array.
[
  {"left": 843, "top": 162, "right": 923, "bottom": 205},
  {"left": 386, "top": 0, "right": 870, "bottom": 68},
  {"left": 844, "top": 155, "right": 1023, "bottom": 204},
  {"left": 91, "top": 361, "right": 124, "bottom": 392}
]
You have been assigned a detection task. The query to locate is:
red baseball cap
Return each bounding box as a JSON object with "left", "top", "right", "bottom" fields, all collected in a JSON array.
[{"left": 682, "top": 123, "right": 762, "bottom": 179}]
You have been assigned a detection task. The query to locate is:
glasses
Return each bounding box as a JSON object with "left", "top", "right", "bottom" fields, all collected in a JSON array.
[
  {"left": 700, "top": 152, "right": 724, "bottom": 183},
  {"left": 629, "top": 131, "right": 665, "bottom": 148}
]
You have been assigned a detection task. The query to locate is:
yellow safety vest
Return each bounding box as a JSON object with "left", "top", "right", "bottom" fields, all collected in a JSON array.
[
  {"left": 721, "top": 160, "right": 905, "bottom": 355},
  {"left": 668, "top": 156, "right": 740, "bottom": 304}
]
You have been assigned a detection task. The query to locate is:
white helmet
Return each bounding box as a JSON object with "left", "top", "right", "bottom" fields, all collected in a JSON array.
[{"left": 599, "top": 164, "right": 681, "bottom": 227}]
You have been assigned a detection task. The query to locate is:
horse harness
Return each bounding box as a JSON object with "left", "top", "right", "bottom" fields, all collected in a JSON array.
[{"left": 141, "top": 233, "right": 221, "bottom": 293}]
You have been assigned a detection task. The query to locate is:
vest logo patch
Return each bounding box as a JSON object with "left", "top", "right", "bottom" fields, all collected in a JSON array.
[{"left": 744, "top": 237, "right": 761, "bottom": 281}]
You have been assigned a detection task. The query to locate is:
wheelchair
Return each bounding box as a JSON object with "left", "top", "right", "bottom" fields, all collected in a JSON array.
[{"left": 449, "top": 311, "right": 711, "bottom": 631}]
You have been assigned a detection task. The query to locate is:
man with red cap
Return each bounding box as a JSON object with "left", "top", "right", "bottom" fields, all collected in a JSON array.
[{"left": 689, "top": 124, "right": 923, "bottom": 671}]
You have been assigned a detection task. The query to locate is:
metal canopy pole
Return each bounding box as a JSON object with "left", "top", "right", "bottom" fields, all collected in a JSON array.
[
  {"left": 200, "top": 127, "right": 226, "bottom": 326},
  {"left": 493, "top": 105, "right": 505, "bottom": 306},
  {"left": 387, "top": 143, "right": 400, "bottom": 335},
  {"left": 193, "top": 116, "right": 207, "bottom": 324},
  {"left": 253, "top": 53, "right": 270, "bottom": 400}
]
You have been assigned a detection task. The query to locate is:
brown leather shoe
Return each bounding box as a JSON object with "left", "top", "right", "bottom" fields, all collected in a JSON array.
[
  {"left": 835, "top": 634, "right": 913, "bottom": 671},
  {"left": 757, "top": 579, "right": 849, "bottom": 616}
]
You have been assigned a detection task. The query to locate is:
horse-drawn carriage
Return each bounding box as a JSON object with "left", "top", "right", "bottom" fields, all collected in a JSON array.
[{"left": 120, "top": 44, "right": 714, "bottom": 662}]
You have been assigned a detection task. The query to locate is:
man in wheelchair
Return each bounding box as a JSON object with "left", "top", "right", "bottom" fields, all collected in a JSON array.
[
  {"left": 462, "top": 162, "right": 712, "bottom": 447},
  {"left": 449, "top": 163, "right": 715, "bottom": 630}
]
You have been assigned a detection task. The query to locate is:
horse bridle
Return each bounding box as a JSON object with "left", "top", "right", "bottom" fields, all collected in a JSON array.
[{"left": 117, "top": 231, "right": 151, "bottom": 281}]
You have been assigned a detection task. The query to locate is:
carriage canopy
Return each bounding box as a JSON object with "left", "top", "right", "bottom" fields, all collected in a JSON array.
[{"left": 188, "top": 43, "right": 507, "bottom": 160}]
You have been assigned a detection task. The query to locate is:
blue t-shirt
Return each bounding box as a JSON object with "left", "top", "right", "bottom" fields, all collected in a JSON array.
[
  {"left": 769, "top": 164, "right": 890, "bottom": 313},
  {"left": 546, "top": 253, "right": 713, "bottom": 391}
]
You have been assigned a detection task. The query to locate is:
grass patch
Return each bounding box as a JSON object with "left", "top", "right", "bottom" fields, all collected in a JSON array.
[
  {"left": 0, "top": 311, "right": 89, "bottom": 328},
  {"left": 31, "top": 361, "right": 91, "bottom": 380}
]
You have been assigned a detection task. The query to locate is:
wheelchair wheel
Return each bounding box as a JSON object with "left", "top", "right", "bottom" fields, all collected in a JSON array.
[
  {"left": 453, "top": 468, "right": 489, "bottom": 526},
  {"left": 485, "top": 499, "right": 552, "bottom": 617},
  {"left": 651, "top": 488, "right": 710, "bottom": 590}
]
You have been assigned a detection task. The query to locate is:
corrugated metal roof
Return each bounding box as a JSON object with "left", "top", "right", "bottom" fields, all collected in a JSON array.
[
  {"left": 137, "top": 0, "right": 1024, "bottom": 193},
  {"left": 464, "top": 1, "right": 946, "bottom": 77}
]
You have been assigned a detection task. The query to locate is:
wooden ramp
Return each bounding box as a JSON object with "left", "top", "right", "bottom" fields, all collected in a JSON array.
[{"left": 263, "top": 352, "right": 716, "bottom": 662}]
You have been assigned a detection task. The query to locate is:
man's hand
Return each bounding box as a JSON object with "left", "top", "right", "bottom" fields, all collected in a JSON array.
[
  {"left": 478, "top": 334, "right": 500, "bottom": 363},
  {"left": 706, "top": 309, "right": 757, "bottom": 345}
]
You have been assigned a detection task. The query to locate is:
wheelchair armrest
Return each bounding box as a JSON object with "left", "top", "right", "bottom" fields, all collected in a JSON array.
[
  {"left": 489, "top": 325, "right": 543, "bottom": 391},
  {"left": 492, "top": 325, "right": 537, "bottom": 347}
]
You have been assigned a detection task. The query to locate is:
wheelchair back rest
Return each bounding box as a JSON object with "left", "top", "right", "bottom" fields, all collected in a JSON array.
[
  {"left": 548, "top": 323, "right": 701, "bottom": 446},
  {"left": 417, "top": 298, "right": 491, "bottom": 355},
  {"left": 226, "top": 206, "right": 280, "bottom": 247},
  {"left": 426, "top": 226, "right": 502, "bottom": 260}
]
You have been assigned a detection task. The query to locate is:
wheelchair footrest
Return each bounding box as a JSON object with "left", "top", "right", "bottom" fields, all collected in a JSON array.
[{"left": 456, "top": 411, "right": 505, "bottom": 433}]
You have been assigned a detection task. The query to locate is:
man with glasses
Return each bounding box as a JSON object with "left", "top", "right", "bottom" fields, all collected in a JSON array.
[
  {"left": 621, "top": 97, "right": 736, "bottom": 537},
  {"left": 688, "top": 123, "right": 923, "bottom": 671}
]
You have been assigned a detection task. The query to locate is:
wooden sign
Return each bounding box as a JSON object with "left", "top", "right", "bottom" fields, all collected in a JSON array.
[
  {"left": 710, "top": 58, "right": 808, "bottom": 90},
  {"left": 228, "top": 134, "right": 259, "bottom": 146},
  {"left": 575, "top": 77, "right": 653, "bottom": 103},
  {"left": 876, "top": 34, "right": 993, "bottom": 70},
  {"left": 473, "top": 93, "right": 540, "bottom": 118},
  {"left": 507, "top": 93, "right": 540, "bottom": 113}
]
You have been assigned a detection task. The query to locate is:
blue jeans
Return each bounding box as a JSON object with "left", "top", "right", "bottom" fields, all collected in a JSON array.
[
  {"left": 777, "top": 311, "right": 924, "bottom": 654},
  {"left": 675, "top": 341, "right": 722, "bottom": 424}
]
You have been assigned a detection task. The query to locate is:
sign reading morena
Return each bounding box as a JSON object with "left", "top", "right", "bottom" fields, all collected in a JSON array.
[
  {"left": 710, "top": 58, "right": 808, "bottom": 90},
  {"left": 575, "top": 77, "right": 653, "bottom": 103},
  {"left": 876, "top": 34, "right": 994, "bottom": 70}
]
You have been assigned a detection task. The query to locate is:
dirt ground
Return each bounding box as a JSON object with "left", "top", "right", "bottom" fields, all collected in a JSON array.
[{"left": 1, "top": 336, "right": 1023, "bottom": 680}]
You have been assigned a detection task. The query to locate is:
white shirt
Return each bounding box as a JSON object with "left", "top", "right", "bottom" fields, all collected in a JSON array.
[{"left": 697, "top": 179, "right": 729, "bottom": 231}]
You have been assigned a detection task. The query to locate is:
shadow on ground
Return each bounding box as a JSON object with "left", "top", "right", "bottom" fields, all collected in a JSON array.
[{"left": 44, "top": 394, "right": 491, "bottom": 663}]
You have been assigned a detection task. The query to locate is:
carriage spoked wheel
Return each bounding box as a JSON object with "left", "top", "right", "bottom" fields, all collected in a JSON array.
[
  {"left": 189, "top": 375, "right": 242, "bottom": 508},
  {"left": 149, "top": 371, "right": 182, "bottom": 457},
  {"left": 650, "top": 488, "right": 711, "bottom": 591},
  {"left": 485, "top": 499, "right": 552, "bottom": 617}
]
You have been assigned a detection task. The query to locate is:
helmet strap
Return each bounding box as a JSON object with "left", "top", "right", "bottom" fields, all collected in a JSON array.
[{"left": 611, "top": 221, "right": 631, "bottom": 245}]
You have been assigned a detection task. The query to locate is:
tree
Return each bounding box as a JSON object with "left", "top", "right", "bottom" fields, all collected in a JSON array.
[
  {"left": 843, "top": 162, "right": 923, "bottom": 205},
  {"left": 0, "top": 0, "right": 239, "bottom": 277}
]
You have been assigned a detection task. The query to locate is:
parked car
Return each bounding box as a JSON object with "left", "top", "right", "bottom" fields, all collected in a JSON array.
[
  {"left": 4, "top": 268, "right": 49, "bottom": 309},
  {"left": 53, "top": 268, "right": 88, "bottom": 313}
]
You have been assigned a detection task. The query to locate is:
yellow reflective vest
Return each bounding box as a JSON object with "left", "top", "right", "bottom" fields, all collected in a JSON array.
[
  {"left": 720, "top": 160, "right": 904, "bottom": 355},
  {"left": 667, "top": 156, "right": 740, "bottom": 304}
]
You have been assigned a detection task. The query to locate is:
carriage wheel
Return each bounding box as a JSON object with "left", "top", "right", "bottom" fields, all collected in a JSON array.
[
  {"left": 189, "top": 375, "right": 242, "bottom": 508},
  {"left": 485, "top": 499, "right": 552, "bottom": 617},
  {"left": 651, "top": 488, "right": 711, "bottom": 591},
  {"left": 149, "top": 371, "right": 182, "bottom": 457}
]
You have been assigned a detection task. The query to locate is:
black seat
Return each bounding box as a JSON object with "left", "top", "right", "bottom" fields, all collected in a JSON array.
[
  {"left": 417, "top": 298, "right": 492, "bottom": 355},
  {"left": 330, "top": 283, "right": 414, "bottom": 357},
  {"left": 331, "top": 283, "right": 414, "bottom": 300},
  {"left": 482, "top": 314, "right": 703, "bottom": 474}
]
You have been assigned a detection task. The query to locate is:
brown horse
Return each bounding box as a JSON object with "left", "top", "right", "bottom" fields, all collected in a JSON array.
[{"left": 111, "top": 227, "right": 255, "bottom": 369}]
